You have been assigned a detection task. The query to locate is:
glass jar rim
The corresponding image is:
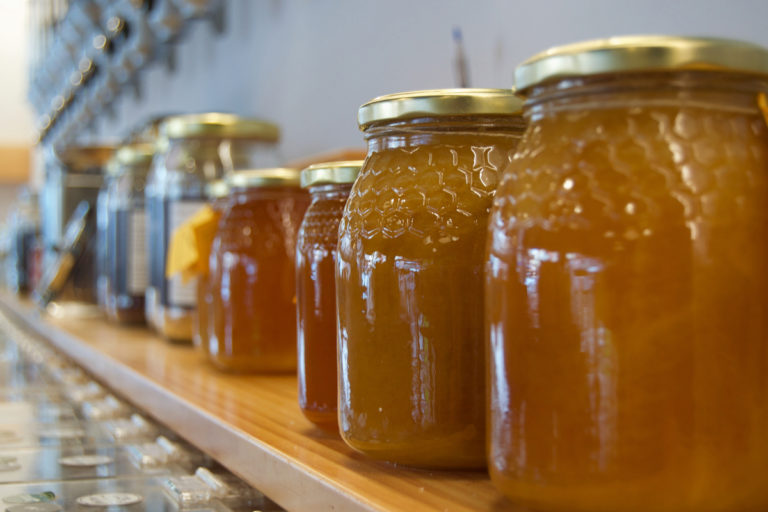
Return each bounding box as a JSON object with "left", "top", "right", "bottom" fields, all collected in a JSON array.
[
  {"left": 515, "top": 35, "right": 768, "bottom": 92},
  {"left": 358, "top": 89, "right": 524, "bottom": 130},
  {"left": 160, "top": 113, "right": 280, "bottom": 142},
  {"left": 226, "top": 168, "right": 301, "bottom": 189},
  {"left": 300, "top": 160, "right": 363, "bottom": 188}
]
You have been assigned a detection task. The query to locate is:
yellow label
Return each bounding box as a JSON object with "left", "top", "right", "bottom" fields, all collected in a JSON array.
[{"left": 166, "top": 204, "right": 222, "bottom": 280}]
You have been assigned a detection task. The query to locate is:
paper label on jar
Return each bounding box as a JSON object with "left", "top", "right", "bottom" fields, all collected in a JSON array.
[
  {"left": 128, "top": 210, "right": 148, "bottom": 294},
  {"left": 165, "top": 200, "right": 205, "bottom": 307},
  {"left": 75, "top": 493, "right": 143, "bottom": 507}
]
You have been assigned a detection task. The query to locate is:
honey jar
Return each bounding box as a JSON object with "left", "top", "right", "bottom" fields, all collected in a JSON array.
[
  {"left": 296, "top": 161, "right": 362, "bottom": 432},
  {"left": 487, "top": 36, "right": 768, "bottom": 511},
  {"left": 208, "top": 169, "right": 309, "bottom": 372},
  {"left": 145, "top": 113, "right": 280, "bottom": 341},
  {"left": 193, "top": 179, "right": 229, "bottom": 350},
  {"left": 105, "top": 144, "right": 154, "bottom": 324},
  {"left": 336, "top": 89, "right": 525, "bottom": 468}
]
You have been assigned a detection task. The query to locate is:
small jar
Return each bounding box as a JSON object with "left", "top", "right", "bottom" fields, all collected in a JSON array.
[
  {"left": 296, "top": 161, "right": 362, "bottom": 432},
  {"left": 208, "top": 168, "right": 309, "bottom": 372},
  {"left": 145, "top": 113, "right": 280, "bottom": 341},
  {"left": 105, "top": 144, "right": 154, "bottom": 324},
  {"left": 488, "top": 36, "right": 768, "bottom": 512},
  {"left": 336, "top": 89, "right": 525, "bottom": 468},
  {"left": 193, "top": 179, "right": 229, "bottom": 350}
]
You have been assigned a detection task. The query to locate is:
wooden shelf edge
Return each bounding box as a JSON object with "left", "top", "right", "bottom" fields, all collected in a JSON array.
[{"left": 0, "top": 296, "right": 378, "bottom": 512}]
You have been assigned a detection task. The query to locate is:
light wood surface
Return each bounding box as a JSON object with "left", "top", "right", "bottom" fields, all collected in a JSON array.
[
  {"left": 0, "top": 145, "right": 30, "bottom": 183},
  {"left": 0, "top": 295, "right": 521, "bottom": 512}
]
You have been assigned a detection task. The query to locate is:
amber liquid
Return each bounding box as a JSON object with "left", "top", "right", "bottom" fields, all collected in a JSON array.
[
  {"left": 296, "top": 185, "right": 350, "bottom": 433},
  {"left": 209, "top": 187, "right": 309, "bottom": 373},
  {"left": 337, "top": 120, "right": 522, "bottom": 468},
  {"left": 487, "top": 75, "right": 768, "bottom": 511}
]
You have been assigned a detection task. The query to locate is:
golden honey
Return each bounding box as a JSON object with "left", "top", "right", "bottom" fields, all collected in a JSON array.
[
  {"left": 208, "top": 169, "right": 309, "bottom": 372},
  {"left": 487, "top": 36, "right": 768, "bottom": 512},
  {"left": 337, "top": 90, "right": 525, "bottom": 468},
  {"left": 296, "top": 162, "right": 361, "bottom": 432}
]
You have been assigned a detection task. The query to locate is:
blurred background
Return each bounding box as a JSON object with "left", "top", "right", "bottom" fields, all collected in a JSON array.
[{"left": 2, "top": 0, "right": 768, "bottom": 219}]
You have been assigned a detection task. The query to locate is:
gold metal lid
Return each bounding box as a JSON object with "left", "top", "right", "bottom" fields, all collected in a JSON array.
[
  {"left": 160, "top": 113, "right": 280, "bottom": 141},
  {"left": 300, "top": 160, "right": 363, "bottom": 188},
  {"left": 206, "top": 179, "right": 229, "bottom": 199},
  {"left": 358, "top": 89, "right": 524, "bottom": 129},
  {"left": 515, "top": 35, "right": 768, "bottom": 91},
  {"left": 114, "top": 144, "right": 154, "bottom": 166},
  {"left": 226, "top": 168, "right": 301, "bottom": 189},
  {"left": 57, "top": 145, "right": 116, "bottom": 171}
]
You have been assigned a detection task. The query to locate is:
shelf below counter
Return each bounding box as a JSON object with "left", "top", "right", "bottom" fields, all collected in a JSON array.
[{"left": 0, "top": 295, "right": 517, "bottom": 512}]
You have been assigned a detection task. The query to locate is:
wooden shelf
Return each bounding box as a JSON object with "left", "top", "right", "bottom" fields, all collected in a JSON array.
[{"left": 0, "top": 295, "right": 517, "bottom": 512}]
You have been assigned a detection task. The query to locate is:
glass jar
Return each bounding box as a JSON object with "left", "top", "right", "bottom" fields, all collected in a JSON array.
[
  {"left": 336, "top": 89, "right": 525, "bottom": 468},
  {"left": 208, "top": 168, "right": 309, "bottom": 372},
  {"left": 96, "top": 161, "right": 120, "bottom": 312},
  {"left": 296, "top": 161, "right": 362, "bottom": 432},
  {"left": 487, "top": 36, "right": 768, "bottom": 512},
  {"left": 193, "top": 179, "right": 229, "bottom": 350},
  {"left": 43, "top": 145, "right": 114, "bottom": 306},
  {"left": 105, "top": 144, "right": 154, "bottom": 324},
  {"left": 145, "top": 113, "right": 280, "bottom": 341}
]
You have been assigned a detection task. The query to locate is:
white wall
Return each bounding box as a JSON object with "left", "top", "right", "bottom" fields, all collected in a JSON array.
[
  {"left": 14, "top": 0, "right": 768, "bottom": 159},
  {"left": 0, "top": 1, "right": 34, "bottom": 145}
]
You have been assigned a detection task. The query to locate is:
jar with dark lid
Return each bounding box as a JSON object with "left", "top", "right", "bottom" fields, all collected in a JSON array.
[
  {"left": 145, "top": 113, "right": 280, "bottom": 342},
  {"left": 336, "top": 89, "right": 525, "bottom": 468},
  {"left": 208, "top": 168, "right": 309, "bottom": 372},
  {"left": 488, "top": 36, "right": 768, "bottom": 511},
  {"left": 296, "top": 161, "right": 362, "bottom": 432},
  {"left": 105, "top": 144, "right": 154, "bottom": 324},
  {"left": 43, "top": 145, "right": 115, "bottom": 307},
  {"left": 193, "top": 179, "right": 229, "bottom": 351}
]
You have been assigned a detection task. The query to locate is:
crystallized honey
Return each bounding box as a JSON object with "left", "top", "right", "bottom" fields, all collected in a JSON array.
[
  {"left": 337, "top": 89, "right": 525, "bottom": 468},
  {"left": 487, "top": 36, "right": 768, "bottom": 512}
]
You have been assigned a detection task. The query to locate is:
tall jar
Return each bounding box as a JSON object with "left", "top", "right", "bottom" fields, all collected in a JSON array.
[
  {"left": 145, "top": 113, "right": 280, "bottom": 342},
  {"left": 336, "top": 89, "right": 525, "bottom": 468},
  {"left": 105, "top": 144, "right": 154, "bottom": 324},
  {"left": 193, "top": 179, "right": 229, "bottom": 350},
  {"left": 44, "top": 145, "right": 114, "bottom": 306},
  {"left": 487, "top": 36, "right": 768, "bottom": 512},
  {"left": 96, "top": 159, "right": 122, "bottom": 312},
  {"left": 208, "top": 169, "right": 309, "bottom": 372},
  {"left": 296, "top": 161, "right": 362, "bottom": 432}
]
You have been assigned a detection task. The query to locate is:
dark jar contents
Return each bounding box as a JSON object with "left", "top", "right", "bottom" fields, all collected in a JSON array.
[
  {"left": 208, "top": 168, "right": 309, "bottom": 372},
  {"left": 296, "top": 161, "right": 362, "bottom": 432},
  {"left": 336, "top": 89, "right": 525, "bottom": 468},
  {"left": 487, "top": 36, "right": 768, "bottom": 512},
  {"left": 106, "top": 144, "right": 154, "bottom": 324},
  {"left": 193, "top": 180, "right": 229, "bottom": 351}
]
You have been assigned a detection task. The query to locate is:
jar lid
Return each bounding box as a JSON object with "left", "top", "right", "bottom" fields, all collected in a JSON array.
[
  {"left": 57, "top": 145, "right": 116, "bottom": 171},
  {"left": 114, "top": 144, "right": 154, "bottom": 166},
  {"left": 357, "top": 89, "right": 524, "bottom": 129},
  {"left": 160, "top": 113, "right": 280, "bottom": 141},
  {"left": 206, "top": 179, "right": 229, "bottom": 199},
  {"left": 515, "top": 35, "right": 768, "bottom": 91},
  {"left": 227, "top": 168, "right": 301, "bottom": 189},
  {"left": 300, "top": 160, "right": 363, "bottom": 188}
]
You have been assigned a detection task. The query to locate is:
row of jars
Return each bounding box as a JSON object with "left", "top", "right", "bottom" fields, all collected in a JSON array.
[{"left": 91, "top": 34, "right": 768, "bottom": 512}]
